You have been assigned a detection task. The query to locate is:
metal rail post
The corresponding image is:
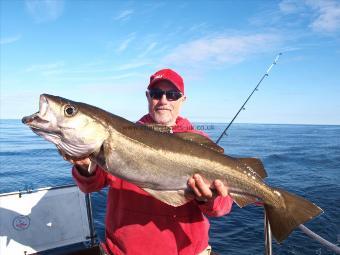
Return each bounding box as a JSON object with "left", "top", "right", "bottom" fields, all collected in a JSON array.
[
  {"left": 264, "top": 210, "right": 272, "bottom": 255},
  {"left": 85, "top": 193, "right": 97, "bottom": 247}
]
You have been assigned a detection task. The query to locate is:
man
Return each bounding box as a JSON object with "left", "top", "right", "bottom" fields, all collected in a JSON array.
[{"left": 69, "top": 69, "right": 233, "bottom": 255}]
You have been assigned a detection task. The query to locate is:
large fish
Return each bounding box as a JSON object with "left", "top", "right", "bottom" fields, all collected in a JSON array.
[{"left": 22, "top": 94, "right": 322, "bottom": 243}]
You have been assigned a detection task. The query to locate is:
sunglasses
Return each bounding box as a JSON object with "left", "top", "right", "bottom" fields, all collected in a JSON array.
[{"left": 148, "top": 89, "right": 183, "bottom": 101}]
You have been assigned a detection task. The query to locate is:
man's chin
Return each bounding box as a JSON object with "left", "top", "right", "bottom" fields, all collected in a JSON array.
[{"left": 153, "top": 114, "right": 173, "bottom": 126}]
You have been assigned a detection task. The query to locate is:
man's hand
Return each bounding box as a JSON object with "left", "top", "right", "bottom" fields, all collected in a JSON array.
[
  {"left": 60, "top": 150, "right": 93, "bottom": 176},
  {"left": 68, "top": 158, "right": 91, "bottom": 170},
  {"left": 188, "top": 174, "right": 228, "bottom": 202}
]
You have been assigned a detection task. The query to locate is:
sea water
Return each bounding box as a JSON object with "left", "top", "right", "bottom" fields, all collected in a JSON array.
[{"left": 0, "top": 120, "right": 339, "bottom": 254}]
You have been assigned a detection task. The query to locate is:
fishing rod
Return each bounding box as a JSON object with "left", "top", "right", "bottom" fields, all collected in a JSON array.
[
  {"left": 214, "top": 53, "right": 340, "bottom": 255},
  {"left": 215, "top": 53, "right": 282, "bottom": 144},
  {"left": 214, "top": 54, "right": 281, "bottom": 255}
]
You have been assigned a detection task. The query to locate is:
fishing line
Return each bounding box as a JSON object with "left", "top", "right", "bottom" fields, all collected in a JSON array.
[
  {"left": 215, "top": 53, "right": 340, "bottom": 254},
  {"left": 215, "top": 53, "right": 282, "bottom": 144}
]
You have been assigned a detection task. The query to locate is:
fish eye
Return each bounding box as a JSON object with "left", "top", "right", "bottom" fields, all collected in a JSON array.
[{"left": 64, "top": 105, "right": 77, "bottom": 117}]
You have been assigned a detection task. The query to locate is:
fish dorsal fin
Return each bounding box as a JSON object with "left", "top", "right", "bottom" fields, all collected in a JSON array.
[
  {"left": 142, "top": 188, "right": 194, "bottom": 207},
  {"left": 174, "top": 132, "right": 225, "bottom": 154},
  {"left": 236, "top": 157, "right": 267, "bottom": 178},
  {"left": 229, "top": 193, "right": 258, "bottom": 208},
  {"left": 139, "top": 124, "right": 224, "bottom": 154}
]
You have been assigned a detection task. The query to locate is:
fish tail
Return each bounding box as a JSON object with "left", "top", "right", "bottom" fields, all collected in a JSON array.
[{"left": 264, "top": 188, "right": 323, "bottom": 243}]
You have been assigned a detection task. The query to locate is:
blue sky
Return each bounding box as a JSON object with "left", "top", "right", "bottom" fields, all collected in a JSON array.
[{"left": 1, "top": 0, "right": 339, "bottom": 124}]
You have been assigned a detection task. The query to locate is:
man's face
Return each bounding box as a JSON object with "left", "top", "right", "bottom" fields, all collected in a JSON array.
[{"left": 146, "top": 80, "right": 186, "bottom": 126}]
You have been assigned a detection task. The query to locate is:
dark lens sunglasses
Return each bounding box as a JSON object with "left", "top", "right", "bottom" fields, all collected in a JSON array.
[{"left": 148, "top": 89, "right": 183, "bottom": 101}]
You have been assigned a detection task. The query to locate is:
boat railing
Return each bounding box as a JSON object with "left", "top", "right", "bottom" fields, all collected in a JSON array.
[
  {"left": 263, "top": 209, "right": 340, "bottom": 255},
  {"left": 97, "top": 190, "right": 340, "bottom": 254}
]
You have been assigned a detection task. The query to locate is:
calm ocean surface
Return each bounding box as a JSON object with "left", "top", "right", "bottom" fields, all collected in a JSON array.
[{"left": 0, "top": 119, "right": 339, "bottom": 254}]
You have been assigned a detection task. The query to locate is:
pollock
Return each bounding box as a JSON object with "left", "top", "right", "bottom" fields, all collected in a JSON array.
[{"left": 22, "top": 94, "right": 323, "bottom": 243}]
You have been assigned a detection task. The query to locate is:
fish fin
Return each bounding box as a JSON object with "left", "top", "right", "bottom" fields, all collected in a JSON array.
[
  {"left": 264, "top": 188, "right": 323, "bottom": 243},
  {"left": 229, "top": 192, "right": 258, "bottom": 208},
  {"left": 174, "top": 132, "right": 224, "bottom": 153},
  {"left": 142, "top": 188, "right": 194, "bottom": 207},
  {"left": 237, "top": 158, "right": 268, "bottom": 178}
]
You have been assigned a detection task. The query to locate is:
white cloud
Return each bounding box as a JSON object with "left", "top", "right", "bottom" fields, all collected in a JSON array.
[
  {"left": 138, "top": 42, "right": 158, "bottom": 58},
  {"left": 278, "top": 0, "right": 340, "bottom": 33},
  {"left": 25, "top": 61, "right": 64, "bottom": 76},
  {"left": 56, "top": 72, "right": 143, "bottom": 82},
  {"left": 114, "top": 9, "right": 134, "bottom": 22},
  {"left": 162, "top": 34, "right": 281, "bottom": 67},
  {"left": 97, "top": 72, "right": 144, "bottom": 81},
  {"left": 116, "top": 34, "right": 135, "bottom": 53},
  {"left": 53, "top": 72, "right": 145, "bottom": 85},
  {"left": 0, "top": 35, "right": 21, "bottom": 45},
  {"left": 116, "top": 61, "right": 150, "bottom": 71},
  {"left": 279, "top": 0, "right": 304, "bottom": 14},
  {"left": 306, "top": 0, "right": 340, "bottom": 33},
  {"left": 25, "top": 0, "right": 64, "bottom": 23}
]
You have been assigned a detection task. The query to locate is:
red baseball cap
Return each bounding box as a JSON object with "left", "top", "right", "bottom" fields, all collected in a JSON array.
[{"left": 148, "top": 68, "right": 184, "bottom": 94}]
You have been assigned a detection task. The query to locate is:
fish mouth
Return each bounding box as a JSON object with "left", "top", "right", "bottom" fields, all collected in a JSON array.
[
  {"left": 22, "top": 94, "right": 49, "bottom": 124},
  {"left": 30, "top": 126, "right": 60, "bottom": 136},
  {"left": 23, "top": 113, "right": 62, "bottom": 146},
  {"left": 23, "top": 116, "right": 62, "bottom": 138},
  {"left": 22, "top": 112, "right": 49, "bottom": 126},
  {"left": 22, "top": 110, "right": 51, "bottom": 133},
  {"left": 22, "top": 94, "right": 60, "bottom": 135}
]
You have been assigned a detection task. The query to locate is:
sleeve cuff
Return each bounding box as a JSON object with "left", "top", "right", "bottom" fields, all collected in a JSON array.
[{"left": 197, "top": 195, "right": 233, "bottom": 217}]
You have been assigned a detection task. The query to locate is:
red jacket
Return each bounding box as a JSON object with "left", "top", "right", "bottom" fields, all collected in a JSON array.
[{"left": 72, "top": 115, "right": 233, "bottom": 255}]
